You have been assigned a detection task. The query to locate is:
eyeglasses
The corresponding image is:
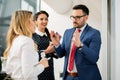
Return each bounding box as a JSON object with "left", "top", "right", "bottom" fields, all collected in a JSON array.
[{"left": 70, "top": 15, "right": 86, "bottom": 20}]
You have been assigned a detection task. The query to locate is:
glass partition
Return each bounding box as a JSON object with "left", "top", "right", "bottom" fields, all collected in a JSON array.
[{"left": 0, "top": 0, "right": 39, "bottom": 57}]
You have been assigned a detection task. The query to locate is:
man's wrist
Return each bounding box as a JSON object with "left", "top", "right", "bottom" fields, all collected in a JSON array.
[{"left": 78, "top": 43, "right": 83, "bottom": 48}]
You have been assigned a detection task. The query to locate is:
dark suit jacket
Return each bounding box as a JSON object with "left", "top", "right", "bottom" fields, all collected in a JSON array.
[{"left": 55, "top": 24, "right": 102, "bottom": 80}]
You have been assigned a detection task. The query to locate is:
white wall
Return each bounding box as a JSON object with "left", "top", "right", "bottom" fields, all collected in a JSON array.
[
  {"left": 41, "top": 1, "right": 72, "bottom": 35},
  {"left": 112, "top": 0, "right": 120, "bottom": 80},
  {"left": 101, "top": 0, "right": 108, "bottom": 80},
  {"left": 100, "top": 0, "right": 120, "bottom": 80}
]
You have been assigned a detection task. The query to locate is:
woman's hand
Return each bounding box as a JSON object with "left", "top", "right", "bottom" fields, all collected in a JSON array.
[
  {"left": 44, "top": 42, "right": 55, "bottom": 54},
  {"left": 39, "top": 58, "right": 49, "bottom": 68}
]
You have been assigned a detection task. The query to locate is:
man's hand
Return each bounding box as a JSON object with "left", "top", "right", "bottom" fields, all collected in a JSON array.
[
  {"left": 72, "top": 30, "right": 82, "bottom": 47},
  {"left": 50, "top": 30, "right": 61, "bottom": 46}
]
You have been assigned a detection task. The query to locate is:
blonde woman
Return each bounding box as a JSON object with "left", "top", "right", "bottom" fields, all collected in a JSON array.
[{"left": 4, "top": 10, "right": 49, "bottom": 80}]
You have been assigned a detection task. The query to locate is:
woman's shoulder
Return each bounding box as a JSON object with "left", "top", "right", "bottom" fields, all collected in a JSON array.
[
  {"left": 32, "top": 33, "right": 42, "bottom": 41},
  {"left": 17, "top": 35, "right": 32, "bottom": 40},
  {"left": 32, "top": 33, "right": 39, "bottom": 37},
  {"left": 10, "top": 35, "right": 34, "bottom": 53},
  {"left": 15, "top": 35, "right": 33, "bottom": 44}
]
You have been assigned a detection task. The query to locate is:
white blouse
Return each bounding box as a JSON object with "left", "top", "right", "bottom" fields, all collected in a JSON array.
[{"left": 6, "top": 35, "right": 44, "bottom": 80}]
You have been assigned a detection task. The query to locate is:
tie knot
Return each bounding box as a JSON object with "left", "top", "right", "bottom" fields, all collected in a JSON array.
[{"left": 77, "top": 29, "right": 81, "bottom": 33}]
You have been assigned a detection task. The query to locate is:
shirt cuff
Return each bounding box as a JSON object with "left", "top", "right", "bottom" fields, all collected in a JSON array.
[
  {"left": 78, "top": 43, "right": 83, "bottom": 50},
  {"left": 41, "top": 51, "right": 46, "bottom": 58},
  {"left": 36, "top": 64, "right": 45, "bottom": 74}
]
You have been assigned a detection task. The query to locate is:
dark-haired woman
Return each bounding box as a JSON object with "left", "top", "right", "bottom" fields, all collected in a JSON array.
[{"left": 32, "top": 10, "right": 58, "bottom": 80}]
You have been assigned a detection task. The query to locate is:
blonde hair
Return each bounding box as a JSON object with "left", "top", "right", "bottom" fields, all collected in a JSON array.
[{"left": 4, "top": 10, "right": 32, "bottom": 58}]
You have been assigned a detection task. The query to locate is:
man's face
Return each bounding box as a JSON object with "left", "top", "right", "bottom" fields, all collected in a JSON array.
[{"left": 70, "top": 10, "right": 88, "bottom": 28}]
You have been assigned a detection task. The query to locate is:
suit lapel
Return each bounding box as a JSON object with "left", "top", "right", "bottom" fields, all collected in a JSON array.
[
  {"left": 80, "top": 25, "right": 89, "bottom": 41},
  {"left": 67, "top": 26, "right": 89, "bottom": 45},
  {"left": 67, "top": 28, "right": 76, "bottom": 52}
]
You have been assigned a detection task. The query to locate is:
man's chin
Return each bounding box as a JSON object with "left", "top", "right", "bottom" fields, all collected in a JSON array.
[
  {"left": 73, "top": 24, "right": 81, "bottom": 28},
  {"left": 73, "top": 25, "right": 79, "bottom": 28},
  {"left": 73, "top": 24, "right": 78, "bottom": 28}
]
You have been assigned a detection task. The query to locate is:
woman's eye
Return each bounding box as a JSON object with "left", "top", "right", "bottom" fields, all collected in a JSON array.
[{"left": 40, "top": 18, "right": 43, "bottom": 20}]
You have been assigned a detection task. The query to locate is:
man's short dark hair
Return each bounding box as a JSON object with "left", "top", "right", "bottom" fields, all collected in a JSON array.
[{"left": 73, "top": 4, "right": 89, "bottom": 15}]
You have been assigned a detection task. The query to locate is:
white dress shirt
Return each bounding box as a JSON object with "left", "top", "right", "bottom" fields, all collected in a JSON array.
[
  {"left": 67, "top": 24, "right": 87, "bottom": 73},
  {"left": 6, "top": 35, "right": 44, "bottom": 80}
]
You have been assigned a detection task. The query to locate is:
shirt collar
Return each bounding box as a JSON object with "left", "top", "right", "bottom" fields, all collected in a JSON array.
[
  {"left": 76, "top": 23, "right": 87, "bottom": 33},
  {"left": 35, "top": 28, "right": 47, "bottom": 36}
]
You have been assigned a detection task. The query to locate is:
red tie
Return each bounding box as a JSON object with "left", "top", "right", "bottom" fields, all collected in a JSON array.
[{"left": 68, "top": 29, "right": 81, "bottom": 71}]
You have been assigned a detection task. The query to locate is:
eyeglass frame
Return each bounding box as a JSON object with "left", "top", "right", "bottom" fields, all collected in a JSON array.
[{"left": 70, "top": 15, "right": 86, "bottom": 20}]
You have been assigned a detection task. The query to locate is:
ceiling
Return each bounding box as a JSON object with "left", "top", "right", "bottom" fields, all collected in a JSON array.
[{"left": 42, "top": 0, "right": 102, "bottom": 29}]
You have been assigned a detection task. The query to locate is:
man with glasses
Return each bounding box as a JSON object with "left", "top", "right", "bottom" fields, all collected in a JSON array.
[{"left": 50, "top": 4, "right": 102, "bottom": 80}]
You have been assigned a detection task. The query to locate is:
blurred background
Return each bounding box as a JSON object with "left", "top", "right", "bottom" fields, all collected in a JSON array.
[{"left": 0, "top": 0, "right": 120, "bottom": 80}]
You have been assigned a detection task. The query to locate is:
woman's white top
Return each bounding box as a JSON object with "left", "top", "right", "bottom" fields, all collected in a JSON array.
[{"left": 6, "top": 35, "right": 44, "bottom": 80}]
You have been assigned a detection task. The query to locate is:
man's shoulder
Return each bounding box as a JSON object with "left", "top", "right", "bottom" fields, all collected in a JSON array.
[
  {"left": 86, "top": 25, "right": 100, "bottom": 32},
  {"left": 65, "top": 27, "right": 75, "bottom": 31}
]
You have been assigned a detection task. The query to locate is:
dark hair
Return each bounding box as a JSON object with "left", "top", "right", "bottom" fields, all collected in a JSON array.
[
  {"left": 45, "top": 28, "right": 51, "bottom": 41},
  {"left": 73, "top": 4, "right": 89, "bottom": 15},
  {"left": 34, "top": 10, "right": 49, "bottom": 21}
]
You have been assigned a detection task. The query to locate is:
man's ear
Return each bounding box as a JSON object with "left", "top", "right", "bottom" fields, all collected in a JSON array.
[{"left": 85, "top": 15, "right": 88, "bottom": 21}]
